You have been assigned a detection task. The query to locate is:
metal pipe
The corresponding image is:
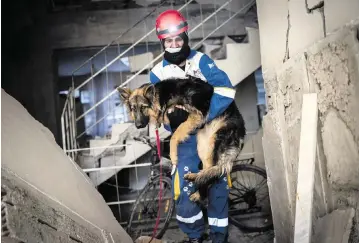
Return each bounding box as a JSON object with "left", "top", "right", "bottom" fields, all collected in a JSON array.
[
  {"left": 83, "top": 162, "right": 151, "bottom": 172},
  {"left": 107, "top": 199, "right": 136, "bottom": 205},
  {"left": 72, "top": 88, "right": 78, "bottom": 154},
  {"left": 61, "top": 116, "right": 66, "bottom": 151},
  {"left": 67, "top": 103, "right": 75, "bottom": 158},
  {"left": 65, "top": 110, "right": 70, "bottom": 155},
  {"left": 61, "top": 97, "right": 69, "bottom": 151},
  {"left": 61, "top": 96, "right": 69, "bottom": 118},
  {"left": 65, "top": 143, "right": 128, "bottom": 152},
  {"left": 105, "top": 49, "right": 110, "bottom": 137},
  {"left": 70, "top": 91, "right": 77, "bottom": 157},
  {"left": 106, "top": 196, "right": 173, "bottom": 206}
]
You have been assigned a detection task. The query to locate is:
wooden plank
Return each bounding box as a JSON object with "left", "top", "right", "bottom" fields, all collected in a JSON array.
[{"left": 294, "top": 93, "right": 318, "bottom": 243}]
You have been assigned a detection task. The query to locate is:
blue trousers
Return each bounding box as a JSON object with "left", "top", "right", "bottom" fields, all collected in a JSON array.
[{"left": 171, "top": 134, "right": 229, "bottom": 242}]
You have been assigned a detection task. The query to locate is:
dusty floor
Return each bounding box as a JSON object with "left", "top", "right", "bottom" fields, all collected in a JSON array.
[{"left": 161, "top": 224, "right": 274, "bottom": 243}]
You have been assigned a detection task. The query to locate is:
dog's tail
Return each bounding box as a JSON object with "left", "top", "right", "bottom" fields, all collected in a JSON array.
[
  {"left": 195, "top": 146, "right": 240, "bottom": 189},
  {"left": 194, "top": 166, "right": 224, "bottom": 189}
]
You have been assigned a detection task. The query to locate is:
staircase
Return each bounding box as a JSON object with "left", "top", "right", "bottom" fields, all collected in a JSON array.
[
  {"left": 61, "top": 0, "right": 260, "bottom": 187},
  {"left": 215, "top": 27, "right": 261, "bottom": 87},
  {"left": 78, "top": 124, "right": 170, "bottom": 186},
  {"left": 196, "top": 0, "right": 255, "bottom": 13}
]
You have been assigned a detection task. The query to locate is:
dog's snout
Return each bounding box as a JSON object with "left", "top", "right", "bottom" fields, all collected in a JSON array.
[{"left": 135, "top": 120, "right": 145, "bottom": 128}]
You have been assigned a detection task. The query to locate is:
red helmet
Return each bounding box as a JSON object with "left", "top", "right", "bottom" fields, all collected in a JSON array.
[{"left": 155, "top": 10, "right": 189, "bottom": 40}]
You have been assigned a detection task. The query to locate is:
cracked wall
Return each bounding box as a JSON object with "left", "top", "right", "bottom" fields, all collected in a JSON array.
[
  {"left": 256, "top": 0, "right": 359, "bottom": 242},
  {"left": 257, "top": 0, "right": 359, "bottom": 70}
]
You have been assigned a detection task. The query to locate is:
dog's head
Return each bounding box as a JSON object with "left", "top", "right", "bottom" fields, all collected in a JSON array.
[{"left": 116, "top": 84, "right": 156, "bottom": 129}]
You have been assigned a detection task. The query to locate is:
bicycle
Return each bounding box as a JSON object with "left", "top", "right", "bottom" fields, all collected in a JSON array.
[{"left": 126, "top": 136, "right": 273, "bottom": 240}]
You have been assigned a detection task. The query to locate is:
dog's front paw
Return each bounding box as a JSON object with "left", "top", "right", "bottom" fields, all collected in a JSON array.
[
  {"left": 189, "top": 191, "right": 201, "bottom": 202},
  {"left": 184, "top": 173, "right": 198, "bottom": 181}
]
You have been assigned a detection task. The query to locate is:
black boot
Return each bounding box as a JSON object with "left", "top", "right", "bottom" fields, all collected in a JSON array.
[
  {"left": 180, "top": 237, "right": 203, "bottom": 243},
  {"left": 210, "top": 232, "right": 228, "bottom": 243}
]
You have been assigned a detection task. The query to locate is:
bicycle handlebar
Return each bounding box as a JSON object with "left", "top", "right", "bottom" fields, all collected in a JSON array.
[
  {"left": 131, "top": 136, "right": 159, "bottom": 150},
  {"left": 132, "top": 135, "right": 170, "bottom": 145},
  {"left": 132, "top": 135, "right": 173, "bottom": 169},
  {"left": 132, "top": 136, "right": 151, "bottom": 144}
]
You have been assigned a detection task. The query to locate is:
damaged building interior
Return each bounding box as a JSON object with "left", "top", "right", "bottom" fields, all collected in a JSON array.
[{"left": 1, "top": 0, "right": 358, "bottom": 243}]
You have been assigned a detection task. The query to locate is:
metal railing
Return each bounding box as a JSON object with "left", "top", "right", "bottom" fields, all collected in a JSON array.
[
  {"left": 69, "top": 139, "right": 166, "bottom": 223},
  {"left": 61, "top": 87, "right": 77, "bottom": 160}
]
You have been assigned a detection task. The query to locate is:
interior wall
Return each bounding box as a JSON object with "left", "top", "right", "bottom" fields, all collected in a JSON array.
[
  {"left": 234, "top": 73, "right": 260, "bottom": 133},
  {"left": 49, "top": 4, "right": 249, "bottom": 49},
  {"left": 2, "top": 1, "right": 60, "bottom": 144},
  {"left": 256, "top": 0, "right": 359, "bottom": 242}
]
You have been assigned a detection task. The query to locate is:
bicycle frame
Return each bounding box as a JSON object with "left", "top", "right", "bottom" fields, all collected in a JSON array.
[
  {"left": 132, "top": 136, "right": 172, "bottom": 180},
  {"left": 127, "top": 137, "right": 273, "bottom": 237}
]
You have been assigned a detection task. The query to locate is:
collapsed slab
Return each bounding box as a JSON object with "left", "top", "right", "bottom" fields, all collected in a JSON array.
[{"left": 1, "top": 89, "right": 133, "bottom": 243}]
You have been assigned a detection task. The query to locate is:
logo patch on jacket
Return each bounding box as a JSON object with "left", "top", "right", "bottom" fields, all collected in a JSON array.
[{"left": 208, "top": 62, "right": 216, "bottom": 69}]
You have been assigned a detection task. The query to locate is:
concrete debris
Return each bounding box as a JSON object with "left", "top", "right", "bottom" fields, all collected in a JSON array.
[
  {"left": 1, "top": 171, "right": 105, "bottom": 243},
  {"left": 135, "top": 236, "right": 163, "bottom": 243},
  {"left": 161, "top": 225, "right": 274, "bottom": 243},
  {"left": 312, "top": 208, "right": 355, "bottom": 243}
]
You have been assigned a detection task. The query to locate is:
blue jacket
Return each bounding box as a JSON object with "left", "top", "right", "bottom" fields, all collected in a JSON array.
[{"left": 149, "top": 49, "right": 235, "bottom": 131}]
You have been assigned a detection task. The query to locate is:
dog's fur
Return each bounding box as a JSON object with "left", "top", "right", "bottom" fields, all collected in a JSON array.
[{"left": 117, "top": 77, "right": 246, "bottom": 202}]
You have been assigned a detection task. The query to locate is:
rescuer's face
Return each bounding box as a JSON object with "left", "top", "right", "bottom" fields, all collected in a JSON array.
[{"left": 163, "top": 36, "right": 184, "bottom": 49}]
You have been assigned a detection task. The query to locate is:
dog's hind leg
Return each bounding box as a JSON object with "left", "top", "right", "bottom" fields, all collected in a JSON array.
[
  {"left": 186, "top": 118, "right": 225, "bottom": 202},
  {"left": 194, "top": 130, "right": 242, "bottom": 190},
  {"left": 184, "top": 123, "right": 217, "bottom": 182},
  {"left": 193, "top": 148, "right": 238, "bottom": 190},
  {"left": 169, "top": 112, "right": 203, "bottom": 165}
]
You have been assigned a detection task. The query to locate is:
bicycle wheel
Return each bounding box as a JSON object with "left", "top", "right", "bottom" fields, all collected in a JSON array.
[
  {"left": 126, "top": 175, "right": 175, "bottom": 240},
  {"left": 228, "top": 163, "right": 273, "bottom": 232}
]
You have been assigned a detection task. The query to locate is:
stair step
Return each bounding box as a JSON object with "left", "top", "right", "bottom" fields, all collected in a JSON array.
[
  {"left": 214, "top": 27, "right": 261, "bottom": 87},
  {"left": 83, "top": 123, "right": 170, "bottom": 186}
]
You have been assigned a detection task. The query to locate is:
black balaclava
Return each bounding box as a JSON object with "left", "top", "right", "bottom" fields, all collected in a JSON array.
[{"left": 163, "top": 32, "right": 191, "bottom": 65}]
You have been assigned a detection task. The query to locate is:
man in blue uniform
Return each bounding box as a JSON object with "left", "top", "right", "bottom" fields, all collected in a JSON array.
[{"left": 150, "top": 9, "right": 236, "bottom": 243}]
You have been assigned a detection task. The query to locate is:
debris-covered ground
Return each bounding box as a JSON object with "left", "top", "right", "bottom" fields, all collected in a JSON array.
[{"left": 161, "top": 224, "right": 274, "bottom": 243}]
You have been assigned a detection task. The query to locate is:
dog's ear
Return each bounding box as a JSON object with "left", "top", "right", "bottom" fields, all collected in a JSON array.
[
  {"left": 143, "top": 84, "right": 155, "bottom": 100},
  {"left": 116, "top": 86, "right": 132, "bottom": 102}
]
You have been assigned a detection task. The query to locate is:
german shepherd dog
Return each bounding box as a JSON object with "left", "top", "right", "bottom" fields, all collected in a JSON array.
[{"left": 117, "top": 77, "right": 246, "bottom": 202}]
